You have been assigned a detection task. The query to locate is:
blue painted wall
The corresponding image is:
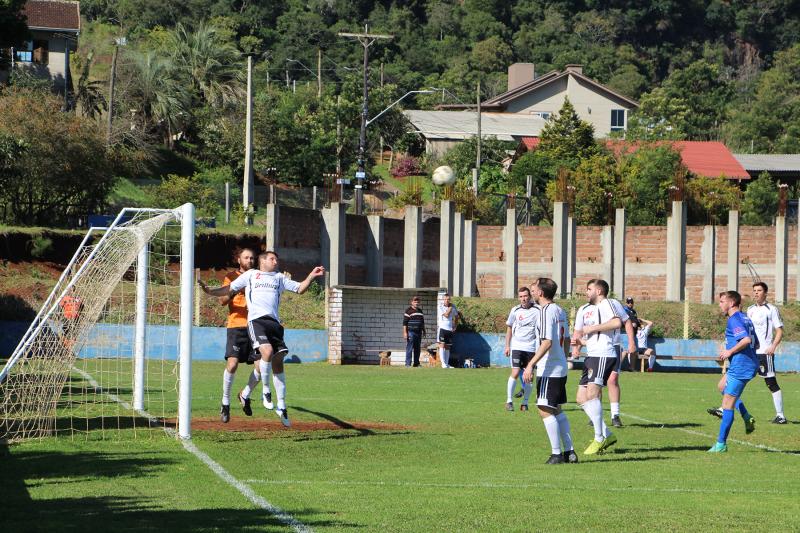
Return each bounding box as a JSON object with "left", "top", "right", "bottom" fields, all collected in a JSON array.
[{"left": 2, "top": 321, "right": 798, "bottom": 372}]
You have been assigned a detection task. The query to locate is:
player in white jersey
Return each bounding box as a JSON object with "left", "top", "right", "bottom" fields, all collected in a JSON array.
[
  {"left": 606, "top": 297, "right": 636, "bottom": 427},
  {"left": 200, "top": 251, "right": 325, "bottom": 427},
  {"left": 504, "top": 287, "right": 539, "bottom": 411},
  {"left": 572, "top": 279, "right": 622, "bottom": 455},
  {"left": 437, "top": 293, "right": 459, "bottom": 368},
  {"left": 708, "top": 282, "right": 787, "bottom": 424},
  {"left": 523, "top": 278, "right": 577, "bottom": 464}
]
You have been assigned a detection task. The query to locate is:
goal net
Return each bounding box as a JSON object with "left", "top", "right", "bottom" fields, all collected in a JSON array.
[{"left": 0, "top": 204, "right": 195, "bottom": 442}]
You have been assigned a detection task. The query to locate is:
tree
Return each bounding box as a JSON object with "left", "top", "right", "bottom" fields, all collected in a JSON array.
[
  {"left": 509, "top": 149, "right": 560, "bottom": 224},
  {"left": 565, "top": 153, "right": 619, "bottom": 226},
  {"left": 741, "top": 172, "right": 778, "bottom": 226},
  {"left": 537, "top": 98, "right": 598, "bottom": 169},
  {"left": 440, "top": 136, "right": 515, "bottom": 184},
  {"left": 0, "top": 0, "right": 28, "bottom": 52},
  {"left": 616, "top": 144, "right": 684, "bottom": 225},
  {"left": 685, "top": 175, "right": 740, "bottom": 225},
  {"left": 0, "top": 88, "right": 116, "bottom": 225}
]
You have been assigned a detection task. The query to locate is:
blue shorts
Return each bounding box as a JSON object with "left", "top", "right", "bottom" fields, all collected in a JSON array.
[{"left": 723, "top": 375, "right": 750, "bottom": 397}]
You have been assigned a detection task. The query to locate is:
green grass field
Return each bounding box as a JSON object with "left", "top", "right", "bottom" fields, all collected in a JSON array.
[{"left": 4, "top": 362, "right": 800, "bottom": 532}]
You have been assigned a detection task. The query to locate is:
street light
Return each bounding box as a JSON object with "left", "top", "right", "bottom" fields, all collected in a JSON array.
[{"left": 355, "top": 89, "right": 435, "bottom": 214}]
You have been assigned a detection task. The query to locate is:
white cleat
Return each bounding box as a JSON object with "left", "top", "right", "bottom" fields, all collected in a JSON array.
[{"left": 263, "top": 391, "right": 274, "bottom": 410}]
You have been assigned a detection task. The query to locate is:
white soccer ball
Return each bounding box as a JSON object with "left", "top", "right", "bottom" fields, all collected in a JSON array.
[{"left": 432, "top": 165, "right": 456, "bottom": 186}]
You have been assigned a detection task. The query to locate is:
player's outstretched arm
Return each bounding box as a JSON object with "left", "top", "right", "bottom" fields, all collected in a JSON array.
[
  {"left": 198, "top": 279, "right": 235, "bottom": 298},
  {"left": 296, "top": 266, "right": 326, "bottom": 294},
  {"left": 583, "top": 316, "right": 622, "bottom": 335}
]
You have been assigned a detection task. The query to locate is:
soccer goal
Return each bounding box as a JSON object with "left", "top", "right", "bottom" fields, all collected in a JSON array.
[{"left": 0, "top": 204, "right": 195, "bottom": 442}]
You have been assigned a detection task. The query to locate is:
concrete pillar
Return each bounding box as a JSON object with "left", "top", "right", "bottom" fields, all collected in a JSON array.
[
  {"left": 613, "top": 208, "right": 626, "bottom": 298},
  {"left": 439, "top": 200, "right": 455, "bottom": 292},
  {"left": 728, "top": 210, "right": 739, "bottom": 291},
  {"left": 463, "top": 219, "right": 477, "bottom": 297},
  {"left": 776, "top": 214, "right": 788, "bottom": 303},
  {"left": 404, "top": 205, "right": 422, "bottom": 288},
  {"left": 366, "top": 215, "right": 383, "bottom": 286},
  {"left": 503, "top": 207, "right": 518, "bottom": 298},
  {"left": 321, "top": 202, "right": 345, "bottom": 286},
  {"left": 552, "top": 202, "right": 569, "bottom": 298},
  {"left": 566, "top": 216, "right": 576, "bottom": 296},
  {"left": 265, "top": 203, "right": 279, "bottom": 251},
  {"left": 452, "top": 211, "right": 464, "bottom": 296},
  {"left": 601, "top": 224, "right": 614, "bottom": 289},
  {"left": 701, "top": 225, "right": 717, "bottom": 304},
  {"left": 666, "top": 200, "right": 687, "bottom": 301}
]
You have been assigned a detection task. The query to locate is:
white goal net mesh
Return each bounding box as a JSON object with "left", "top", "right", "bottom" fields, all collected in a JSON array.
[{"left": 0, "top": 207, "right": 191, "bottom": 442}]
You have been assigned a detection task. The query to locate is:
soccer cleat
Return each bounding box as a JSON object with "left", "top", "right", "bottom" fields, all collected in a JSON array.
[
  {"left": 505, "top": 402, "right": 514, "bottom": 412},
  {"left": 520, "top": 404, "right": 529, "bottom": 412},
  {"left": 772, "top": 415, "right": 788, "bottom": 425},
  {"left": 514, "top": 390, "right": 524, "bottom": 398},
  {"left": 263, "top": 391, "right": 274, "bottom": 410},
  {"left": 220, "top": 404, "right": 230, "bottom": 423},
  {"left": 563, "top": 450, "right": 579, "bottom": 463},
  {"left": 611, "top": 415, "right": 623, "bottom": 427},
  {"left": 600, "top": 433, "right": 618, "bottom": 452},
  {"left": 546, "top": 453, "right": 565, "bottom": 464},
  {"left": 744, "top": 416, "right": 756, "bottom": 434},
  {"left": 238, "top": 391, "right": 253, "bottom": 416},
  {"left": 708, "top": 442, "right": 728, "bottom": 453},
  {"left": 584, "top": 438, "right": 605, "bottom": 455},
  {"left": 276, "top": 408, "right": 291, "bottom": 427},
  {"left": 707, "top": 407, "right": 723, "bottom": 418}
]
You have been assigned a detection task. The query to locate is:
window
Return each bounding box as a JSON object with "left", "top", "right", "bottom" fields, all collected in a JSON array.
[
  {"left": 611, "top": 109, "right": 626, "bottom": 131},
  {"left": 15, "top": 41, "right": 32, "bottom": 62},
  {"left": 532, "top": 111, "right": 551, "bottom": 120}
]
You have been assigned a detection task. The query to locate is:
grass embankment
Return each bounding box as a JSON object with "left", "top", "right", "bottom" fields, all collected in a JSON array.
[{"left": 4, "top": 363, "right": 799, "bottom": 531}]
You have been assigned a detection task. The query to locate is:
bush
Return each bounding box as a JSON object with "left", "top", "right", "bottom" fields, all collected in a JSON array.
[
  {"left": 147, "top": 174, "right": 219, "bottom": 218},
  {"left": 391, "top": 155, "right": 423, "bottom": 178}
]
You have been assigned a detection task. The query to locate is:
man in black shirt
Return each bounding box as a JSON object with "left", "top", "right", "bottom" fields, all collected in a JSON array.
[{"left": 403, "top": 295, "right": 426, "bottom": 367}]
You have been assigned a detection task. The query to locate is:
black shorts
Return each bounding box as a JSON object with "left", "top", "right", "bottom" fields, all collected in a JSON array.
[
  {"left": 536, "top": 375, "right": 568, "bottom": 409},
  {"left": 247, "top": 316, "right": 288, "bottom": 355},
  {"left": 511, "top": 350, "right": 534, "bottom": 369},
  {"left": 757, "top": 354, "right": 776, "bottom": 378},
  {"left": 438, "top": 328, "right": 454, "bottom": 345},
  {"left": 579, "top": 357, "right": 618, "bottom": 387},
  {"left": 225, "top": 327, "right": 257, "bottom": 364}
]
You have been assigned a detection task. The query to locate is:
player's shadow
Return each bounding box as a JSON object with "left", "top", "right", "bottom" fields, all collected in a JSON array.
[
  {"left": 614, "top": 445, "right": 708, "bottom": 453},
  {"left": 589, "top": 455, "right": 672, "bottom": 463},
  {"left": 1, "top": 440, "right": 351, "bottom": 530},
  {"left": 627, "top": 422, "right": 703, "bottom": 429},
  {"left": 291, "top": 406, "right": 412, "bottom": 442}
]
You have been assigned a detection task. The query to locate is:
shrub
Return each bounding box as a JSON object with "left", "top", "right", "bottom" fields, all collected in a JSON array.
[{"left": 390, "top": 155, "right": 423, "bottom": 178}]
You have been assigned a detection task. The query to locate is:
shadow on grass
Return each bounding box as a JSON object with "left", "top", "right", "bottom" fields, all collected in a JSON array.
[
  {"left": 292, "top": 405, "right": 412, "bottom": 442},
  {"left": 54, "top": 415, "right": 174, "bottom": 433},
  {"left": 614, "top": 445, "right": 709, "bottom": 454},
  {"left": 0, "top": 439, "right": 355, "bottom": 530},
  {"left": 588, "top": 455, "right": 673, "bottom": 463}
]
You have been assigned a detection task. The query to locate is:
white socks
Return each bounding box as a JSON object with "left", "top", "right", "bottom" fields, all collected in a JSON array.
[
  {"left": 556, "top": 412, "right": 573, "bottom": 452},
  {"left": 272, "top": 372, "right": 287, "bottom": 410},
  {"left": 507, "top": 377, "right": 517, "bottom": 403},
  {"left": 241, "top": 368, "right": 260, "bottom": 399},
  {"left": 611, "top": 402, "right": 620, "bottom": 418},
  {"left": 582, "top": 398, "right": 605, "bottom": 441},
  {"left": 522, "top": 383, "right": 533, "bottom": 405},
  {"left": 648, "top": 354, "right": 656, "bottom": 368},
  {"left": 440, "top": 347, "right": 450, "bottom": 368},
  {"left": 773, "top": 390, "right": 784, "bottom": 417},
  {"left": 260, "top": 361, "right": 273, "bottom": 396},
  {"left": 543, "top": 415, "right": 561, "bottom": 454},
  {"left": 222, "top": 369, "right": 234, "bottom": 406}
]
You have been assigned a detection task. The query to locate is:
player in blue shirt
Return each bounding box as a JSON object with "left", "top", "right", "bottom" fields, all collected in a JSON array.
[{"left": 709, "top": 290, "right": 759, "bottom": 453}]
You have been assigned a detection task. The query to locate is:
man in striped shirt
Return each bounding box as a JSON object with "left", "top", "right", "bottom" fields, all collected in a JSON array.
[{"left": 403, "top": 296, "right": 426, "bottom": 367}]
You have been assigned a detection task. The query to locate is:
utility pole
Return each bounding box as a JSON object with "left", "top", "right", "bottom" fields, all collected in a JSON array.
[
  {"left": 475, "top": 80, "right": 481, "bottom": 195},
  {"left": 106, "top": 44, "right": 118, "bottom": 145},
  {"left": 338, "top": 25, "right": 393, "bottom": 215},
  {"left": 243, "top": 55, "right": 254, "bottom": 214},
  {"left": 317, "top": 48, "right": 322, "bottom": 97}
]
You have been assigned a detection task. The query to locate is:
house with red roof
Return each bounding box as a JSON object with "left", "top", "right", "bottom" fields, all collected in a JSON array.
[{"left": 1, "top": 1, "right": 80, "bottom": 89}]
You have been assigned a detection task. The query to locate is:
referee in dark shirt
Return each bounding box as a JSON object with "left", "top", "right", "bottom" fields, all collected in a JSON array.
[{"left": 403, "top": 295, "right": 426, "bottom": 367}]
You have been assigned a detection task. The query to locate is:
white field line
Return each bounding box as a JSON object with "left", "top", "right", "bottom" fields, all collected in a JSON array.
[
  {"left": 243, "top": 478, "right": 784, "bottom": 496},
  {"left": 621, "top": 411, "right": 798, "bottom": 455},
  {"left": 70, "top": 366, "right": 313, "bottom": 533}
]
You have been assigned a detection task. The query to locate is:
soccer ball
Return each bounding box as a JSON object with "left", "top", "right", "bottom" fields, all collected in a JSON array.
[{"left": 432, "top": 165, "right": 456, "bottom": 186}]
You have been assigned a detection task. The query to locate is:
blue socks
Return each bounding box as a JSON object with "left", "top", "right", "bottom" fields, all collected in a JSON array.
[
  {"left": 734, "top": 398, "right": 751, "bottom": 419},
  {"left": 718, "top": 409, "right": 734, "bottom": 444}
]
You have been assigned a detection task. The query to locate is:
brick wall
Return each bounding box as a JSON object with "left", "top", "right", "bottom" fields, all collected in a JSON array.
[{"left": 327, "top": 287, "right": 439, "bottom": 364}]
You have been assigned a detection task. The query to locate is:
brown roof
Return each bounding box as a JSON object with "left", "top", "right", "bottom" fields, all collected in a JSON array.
[{"left": 23, "top": 1, "right": 80, "bottom": 32}]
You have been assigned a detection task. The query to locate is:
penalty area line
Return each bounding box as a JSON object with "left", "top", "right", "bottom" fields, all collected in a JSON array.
[
  {"left": 621, "top": 411, "right": 799, "bottom": 455},
  {"left": 70, "top": 366, "right": 313, "bottom": 533}
]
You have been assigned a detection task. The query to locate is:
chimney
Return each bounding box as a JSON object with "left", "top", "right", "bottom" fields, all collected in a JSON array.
[
  {"left": 508, "top": 63, "right": 535, "bottom": 91},
  {"left": 565, "top": 64, "right": 583, "bottom": 75}
]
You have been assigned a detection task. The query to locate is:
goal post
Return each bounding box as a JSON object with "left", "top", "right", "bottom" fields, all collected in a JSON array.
[{"left": 0, "top": 203, "right": 196, "bottom": 442}]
